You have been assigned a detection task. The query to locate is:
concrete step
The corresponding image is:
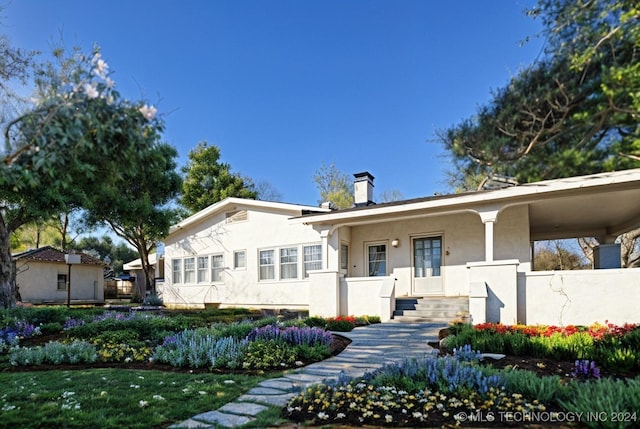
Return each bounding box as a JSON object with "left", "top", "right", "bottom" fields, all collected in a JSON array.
[
  {"left": 393, "top": 296, "right": 468, "bottom": 323},
  {"left": 395, "top": 309, "right": 465, "bottom": 318}
]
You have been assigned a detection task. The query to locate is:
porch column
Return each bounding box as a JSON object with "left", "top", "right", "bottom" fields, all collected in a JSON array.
[
  {"left": 478, "top": 209, "right": 500, "bottom": 262},
  {"left": 320, "top": 227, "right": 340, "bottom": 272}
]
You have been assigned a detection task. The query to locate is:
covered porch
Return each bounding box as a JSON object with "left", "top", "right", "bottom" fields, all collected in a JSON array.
[{"left": 301, "top": 169, "right": 640, "bottom": 325}]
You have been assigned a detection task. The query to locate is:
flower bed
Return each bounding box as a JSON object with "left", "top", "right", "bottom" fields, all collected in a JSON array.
[{"left": 443, "top": 322, "right": 640, "bottom": 373}]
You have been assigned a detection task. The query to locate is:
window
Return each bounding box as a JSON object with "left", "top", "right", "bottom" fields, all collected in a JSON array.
[
  {"left": 259, "top": 250, "right": 275, "bottom": 280},
  {"left": 367, "top": 244, "right": 387, "bottom": 276},
  {"left": 234, "top": 250, "right": 246, "bottom": 269},
  {"left": 340, "top": 244, "right": 349, "bottom": 270},
  {"left": 303, "top": 245, "right": 322, "bottom": 277},
  {"left": 57, "top": 274, "right": 67, "bottom": 290},
  {"left": 197, "top": 256, "right": 209, "bottom": 283},
  {"left": 172, "top": 259, "right": 182, "bottom": 284},
  {"left": 280, "top": 247, "right": 298, "bottom": 279},
  {"left": 414, "top": 237, "right": 442, "bottom": 277},
  {"left": 211, "top": 254, "right": 224, "bottom": 282},
  {"left": 184, "top": 257, "right": 195, "bottom": 283}
]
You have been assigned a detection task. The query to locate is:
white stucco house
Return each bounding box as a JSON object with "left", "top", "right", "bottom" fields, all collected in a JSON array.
[
  {"left": 14, "top": 246, "right": 105, "bottom": 304},
  {"left": 159, "top": 169, "right": 640, "bottom": 326}
]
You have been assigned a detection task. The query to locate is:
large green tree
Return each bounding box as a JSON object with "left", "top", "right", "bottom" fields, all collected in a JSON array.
[
  {"left": 84, "top": 142, "right": 181, "bottom": 297},
  {"left": 180, "top": 142, "right": 257, "bottom": 214},
  {"left": 1, "top": 45, "right": 170, "bottom": 306},
  {"left": 441, "top": 0, "right": 639, "bottom": 185}
]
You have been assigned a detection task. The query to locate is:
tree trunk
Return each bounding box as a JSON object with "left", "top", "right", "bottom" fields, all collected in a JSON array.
[{"left": 0, "top": 218, "right": 16, "bottom": 308}]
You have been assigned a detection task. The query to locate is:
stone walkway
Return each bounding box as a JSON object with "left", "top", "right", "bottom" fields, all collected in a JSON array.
[{"left": 169, "top": 322, "right": 446, "bottom": 428}]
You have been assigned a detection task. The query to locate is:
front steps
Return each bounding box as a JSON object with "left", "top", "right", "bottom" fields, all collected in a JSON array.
[{"left": 392, "top": 296, "right": 469, "bottom": 323}]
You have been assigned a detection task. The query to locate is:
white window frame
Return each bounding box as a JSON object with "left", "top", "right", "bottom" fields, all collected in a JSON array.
[
  {"left": 303, "top": 244, "right": 322, "bottom": 278},
  {"left": 172, "top": 259, "right": 182, "bottom": 284},
  {"left": 340, "top": 243, "right": 349, "bottom": 271},
  {"left": 233, "top": 250, "right": 246, "bottom": 270},
  {"left": 280, "top": 247, "right": 298, "bottom": 280},
  {"left": 211, "top": 254, "right": 224, "bottom": 282},
  {"left": 366, "top": 242, "right": 387, "bottom": 277},
  {"left": 197, "top": 256, "right": 209, "bottom": 283},
  {"left": 184, "top": 257, "right": 196, "bottom": 284},
  {"left": 259, "top": 249, "right": 275, "bottom": 281}
]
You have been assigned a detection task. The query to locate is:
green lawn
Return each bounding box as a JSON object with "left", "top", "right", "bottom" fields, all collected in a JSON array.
[{"left": 0, "top": 369, "right": 267, "bottom": 429}]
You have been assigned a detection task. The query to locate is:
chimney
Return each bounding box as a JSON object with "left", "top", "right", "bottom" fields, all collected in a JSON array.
[{"left": 354, "top": 172, "right": 375, "bottom": 207}]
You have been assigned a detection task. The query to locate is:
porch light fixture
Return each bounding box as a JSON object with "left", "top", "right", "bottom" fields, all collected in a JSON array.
[{"left": 391, "top": 239, "right": 400, "bottom": 248}]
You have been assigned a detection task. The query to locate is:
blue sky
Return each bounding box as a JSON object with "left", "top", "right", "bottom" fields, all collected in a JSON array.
[{"left": 5, "top": 0, "right": 544, "bottom": 206}]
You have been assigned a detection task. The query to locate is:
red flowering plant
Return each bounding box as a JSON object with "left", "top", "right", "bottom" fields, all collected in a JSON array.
[{"left": 325, "top": 316, "right": 357, "bottom": 332}]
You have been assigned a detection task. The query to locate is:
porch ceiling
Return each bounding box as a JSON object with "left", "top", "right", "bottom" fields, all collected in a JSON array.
[{"left": 528, "top": 186, "right": 640, "bottom": 241}]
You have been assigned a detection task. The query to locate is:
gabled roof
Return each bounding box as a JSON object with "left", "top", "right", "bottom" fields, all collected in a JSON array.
[
  {"left": 13, "top": 246, "right": 105, "bottom": 266},
  {"left": 167, "top": 197, "right": 332, "bottom": 238}
]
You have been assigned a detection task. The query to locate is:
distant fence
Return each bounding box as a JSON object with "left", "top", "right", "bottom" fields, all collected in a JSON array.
[{"left": 104, "top": 279, "right": 134, "bottom": 299}]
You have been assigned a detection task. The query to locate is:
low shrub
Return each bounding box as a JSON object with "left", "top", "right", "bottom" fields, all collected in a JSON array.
[
  {"left": 325, "top": 316, "right": 356, "bottom": 332},
  {"left": 560, "top": 377, "right": 640, "bottom": 429},
  {"left": 242, "top": 340, "right": 297, "bottom": 369},
  {"left": 142, "top": 293, "right": 163, "bottom": 306},
  {"left": 499, "top": 369, "right": 568, "bottom": 404},
  {"left": 66, "top": 311, "right": 187, "bottom": 344},
  {"left": 152, "top": 330, "right": 248, "bottom": 369},
  {"left": 355, "top": 315, "right": 381, "bottom": 325},
  {"left": 304, "top": 316, "right": 327, "bottom": 328},
  {"left": 39, "top": 322, "right": 63, "bottom": 335},
  {"left": 9, "top": 340, "right": 97, "bottom": 366},
  {"left": 246, "top": 325, "right": 333, "bottom": 348}
]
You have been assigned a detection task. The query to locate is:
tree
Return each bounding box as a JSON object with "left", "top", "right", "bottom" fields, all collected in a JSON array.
[
  {"left": 1, "top": 45, "right": 167, "bottom": 307},
  {"left": 313, "top": 162, "right": 354, "bottom": 209},
  {"left": 84, "top": 142, "right": 182, "bottom": 297},
  {"left": 180, "top": 142, "right": 257, "bottom": 213},
  {"left": 378, "top": 189, "right": 405, "bottom": 203},
  {"left": 533, "top": 240, "right": 590, "bottom": 270},
  {"left": 68, "top": 235, "right": 138, "bottom": 276},
  {"left": 440, "top": 0, "right": 639, "bottom": 184},
  {"left": 248, "top": 179, "right": 283, "bottom": 202},
  {"left": 439, "top": 0, "right": 639, "bottom": 267}
]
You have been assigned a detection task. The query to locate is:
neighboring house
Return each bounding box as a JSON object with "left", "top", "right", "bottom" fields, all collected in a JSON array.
[
  {"left": 14, "top": 246, "right": 105, "bottom": 304},
  {"left": 123, "top": 253, "right": 164, "bottom": 297},
  {"left": 160, "top": 169, "right": 640, "bottom": 326}
]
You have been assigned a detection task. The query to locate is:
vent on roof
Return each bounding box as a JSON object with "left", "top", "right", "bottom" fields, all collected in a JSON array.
[
  {"left": 478, "top": 175, "right": 519, "bottom": 191},
  {"left": 226, "top": 210, "right": 248, "bottom": 223}
]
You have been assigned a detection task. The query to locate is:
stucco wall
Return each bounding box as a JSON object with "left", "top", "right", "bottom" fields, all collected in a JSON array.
[
  {"left": 16, "top": 261, "right": 104, "bottom": 303},
  {"left": 162, "top": 205, "right": 323, "bottom": 309},
  {"left": 520, "top": 269, "right": 640, "bottom": 325},
  {"left": 342, "top": 205, "right": 531, "bottom": 297}
]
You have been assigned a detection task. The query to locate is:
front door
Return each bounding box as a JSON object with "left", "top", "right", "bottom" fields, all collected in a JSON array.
[{"left": 412, "top": 236, "right": 443, "bottom": 295}]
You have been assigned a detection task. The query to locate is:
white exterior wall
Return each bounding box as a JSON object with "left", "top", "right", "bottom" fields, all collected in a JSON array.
[
  {"left": 520, "top": 269, "right": 640, "bottom": 325},
  {"left": 342, "top": 205, "right": 530, "bottom": 297},
  {"left": 17, "top": 262, "right": 104, "bottom": 303},
  {"left": 161, "top": 206, "right": 323, "bottom": 309}
]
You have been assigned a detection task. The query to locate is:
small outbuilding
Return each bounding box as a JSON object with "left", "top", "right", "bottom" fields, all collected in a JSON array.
[{"left": 13, "top": 246, "right": 106, "bottom": 304}]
